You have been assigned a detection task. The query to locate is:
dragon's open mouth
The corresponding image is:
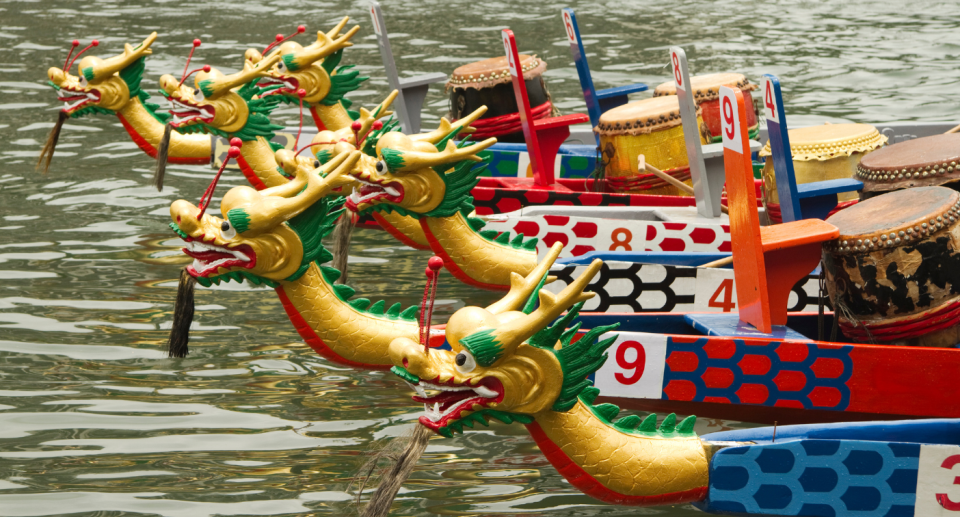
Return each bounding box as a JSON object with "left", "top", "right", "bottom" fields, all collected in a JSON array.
[
  {"left": 181, "top": 239, "right": 256, "bottom": 277},
  {"left": 345, "top": 177, "right": 403, "bottom": 211},
  {"left": 57, "top": 87, "right": 100, "bottom": 114},
  {"left": 168, "top": 98, "right": 215, "bottom": 127},
  {"left": 409, "top": 376, "right": 503, "bottom": 431},
  {"left": 259, "top": 76, "right": 299, "bottom": 96}
]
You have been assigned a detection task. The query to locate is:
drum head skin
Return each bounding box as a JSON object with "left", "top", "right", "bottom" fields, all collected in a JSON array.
[
  {"left": 857, "top": 133, "right": 960, "bottom": 192},
  {"left": 596, "top": 96, "right": 697, "bottom": 136},
  {"left": 759, "top": 123, "right": 887, "bottom": 162},
  {"left": 653, "top": 72, "right": 757, "bottom": 102},
  {"left": 447, "top": 55, "right": 546, "bottom": 90}
]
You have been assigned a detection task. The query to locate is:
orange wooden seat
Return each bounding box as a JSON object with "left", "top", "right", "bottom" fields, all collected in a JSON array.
[
  {"left": 720, "top": 86, "right": 839, "bottom": 334},
  {"left": 503, "top": 29, "right": 590, "bottom": 187}
]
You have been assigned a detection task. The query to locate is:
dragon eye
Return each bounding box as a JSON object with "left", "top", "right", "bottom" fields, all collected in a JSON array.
[
  {"left": 375, "top": 160, "right": 387, "bottom": 175},
  {"left": 220, "top": 220, "right": 236, "bottom": 240},
  {"left": 277, "top": 61, "right": 286, "bottom": 72},
  {"left": 79, "top": 75, "right": 88, "bottom": 87},
  {"left": 313, "top": 160, "right": 320, "bottom": 168},
  {"left": 455, "top": 350, "right": 477, "bottom": 374},
  {"left": 193, "top": 88, "right": 205, "bottom": 102}
]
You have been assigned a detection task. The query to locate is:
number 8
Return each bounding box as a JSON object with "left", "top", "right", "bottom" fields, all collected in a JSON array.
[{"left": 672, "top": 52, "right": 681, "bottom": 86}]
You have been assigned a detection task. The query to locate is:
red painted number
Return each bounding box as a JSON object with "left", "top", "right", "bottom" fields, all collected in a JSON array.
[
  {"left": 708, "top": 278, "right": 736, "bottom": 312},
  {"left": 672, "top": 52, "right": 682, "bottom": 86},
  {"left": 564, "top": 14, "right": 575, "bottom": 41},
  {"left": 937, "top": 454, "right": 960, "bottom": 511},
  {"left": 615, "top": 341, "right": 646, "bottom": 384},
  {"left": 765, "top": 83, "right": 776, "bottom": 114},
  {"left": 722, "top": 96, "right": 735, "bottom": 140},
  {"left": 610, "top": 228, "right": 633, "bottom": 251}
]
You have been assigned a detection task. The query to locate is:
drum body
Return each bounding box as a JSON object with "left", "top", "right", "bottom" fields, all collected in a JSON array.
[
  {"left": 447, "top": 55, "right": 550, "bottom": 143},
  {"left": 823, "top": 186, "right": 960, "bottom": 347},
  {"left": 856, "top": 133, "right": 960, "bottom": 197},
  {"left": 653, "top": 73, "right": 758, "bottom": 141},
  {"left": 759, "top": 124, "right": 887, "bottom": 223},
  {"left": 595, "top": 97, "right": 707, "bottom": 196}
]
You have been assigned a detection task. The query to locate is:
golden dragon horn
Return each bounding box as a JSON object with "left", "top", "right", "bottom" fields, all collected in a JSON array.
[
  {"left": 205, "top": 53, "right": 281, "bottom": 95},
  {"left": 87, "top": 32, "right": 157, "bottom": 79},
  {"left": 354, "top": 90, "right": 399, "bottom": 139},
  {"left": 324, "top": 16, "right": 351, "bottom": 41},
  {"left": 292, "top": 24, "right": 360, "bottom": 68},
  {"left": 387, "top": 137, "right": 497, "bottom": 173},
  {"left": 242, "top": 150, "right": 360, "bottom": 235},
  {"left": 486, "top": 241, "right": 563, "bottom": 315},
  {"left": 410, "top": 106, "right": 487, "bottom": 144}
]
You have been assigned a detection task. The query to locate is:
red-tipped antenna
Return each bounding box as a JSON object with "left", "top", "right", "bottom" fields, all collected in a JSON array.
[
  {"left": 295, "top": 88, "right": 307, "bottom": 145},
  {"left": 262, "top": 25, "right": 306, "bottom": 55},
  {"left": 293, "top": 141, "right": 338, "bottom": 157},
  {"left": 350, "top": 120, "right": 362, "bottom": 147},
  {"left": 197, "top": 138, "right": 243, "bottom": 220},
  {"left": 179, "top": 64, "right": 211, "bottom": 88},
  {"left": 419, "top": 256, "right": 444, "bottom": 351},
  {"left": 358, "top": 119, "right": 384, "bottom": 147},
  {"left": 180, "top": 39, "right": 202, "bottom": 84},
  {"left": 62, "top": 40, "right": 80, "bottom": 72},
  {"left": 66, "top": 39, "right": 99, "bottom": 73}
]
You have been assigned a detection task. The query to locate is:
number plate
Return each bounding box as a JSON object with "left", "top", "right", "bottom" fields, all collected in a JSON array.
[
  {"left": 594, "top": 332, "right": 668, "bottom": 399},
  {"left": 720, "top": 86, "right": 742, "bottom": 154}
]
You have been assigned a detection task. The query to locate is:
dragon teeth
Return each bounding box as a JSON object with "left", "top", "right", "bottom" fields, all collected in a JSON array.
[
  {"left": 473, "top": 385, "right": 498, "bottom": 398},
  {"left": 384, "top": 186, "right": 400, "bottom": 197}
]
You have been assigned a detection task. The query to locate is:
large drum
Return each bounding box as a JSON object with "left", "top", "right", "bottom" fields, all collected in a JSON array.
[
  {"left": 653, "top": 73, "right": 758, "bottom": 142},
  {"left": 595, "top": 96, "right": 707, "bottom": 196},
  {"left": 822, "top": 186, "right": 960, "bottom": 348},
  {"left": 446, "top": 55, "right": 551, "bottom": 143},
  {"left": 759, "top": 124, "right": 887, "bottom": 223},
  {"left": 856, "top": 133, "right": 960, "bottom": 197}
]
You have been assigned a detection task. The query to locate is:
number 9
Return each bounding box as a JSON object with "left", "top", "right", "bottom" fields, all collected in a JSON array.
[
  {"left": 614, "top": 341, "right": 646, "bottom": 385},
  {"left": 722, "top": 96, "right": 735, "bottom": 140}
]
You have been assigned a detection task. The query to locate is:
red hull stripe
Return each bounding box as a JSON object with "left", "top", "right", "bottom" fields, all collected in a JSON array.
[
  {"left": 371, "top": 212, "right": 430, "bottom": 251},
  {"left": 524, "top": 421, "right": 708, "bottom": 506},
  {"left": 419, "top": 219, "right": 509, "bottom": 291},
  {"left": 237, "top": 155, "right": 268, "bottom": 191},
  {"left": 275, "top": 287, "right": 386, "bottom": 370},
  {"left": 116, "top": 113, "right": 208, "bottom": 165}
]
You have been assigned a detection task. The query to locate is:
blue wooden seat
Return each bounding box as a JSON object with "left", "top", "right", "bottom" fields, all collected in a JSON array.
[
  {"left": 762, "top": 74, "right": 864, "bottom": 222},
  {"left": 369, "top": 1, "right": 448, "bottom": 134},
  {"left": 684, "top": 313, "right": 808, "bottom": 340},
  {"left": 561, "top": 8, "right": 648, "bottom": 140}
]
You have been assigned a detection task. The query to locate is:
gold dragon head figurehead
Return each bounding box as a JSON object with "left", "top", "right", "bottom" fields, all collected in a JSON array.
[
  {"left": 389, "top": 259, "right": 621, "bottom": 437},
  {"left": 246, "top": 17, "right": 365, "bottom": 107},
  {"left": 342, "top": 107, "right": 495, "bottom": 217},
  {"left": 158, "top": 53, "right": 283, "bottom": 139},
  {"left": 47, "top": 33, "right": 158, "bottom": 117},
  {"left": 169, "top": 150, "right": 360, "bottom": 287}
]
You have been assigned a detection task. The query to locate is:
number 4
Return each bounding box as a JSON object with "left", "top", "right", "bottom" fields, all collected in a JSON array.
[{"left": 708, "top": 279, "right": 736, "bottom": 312}]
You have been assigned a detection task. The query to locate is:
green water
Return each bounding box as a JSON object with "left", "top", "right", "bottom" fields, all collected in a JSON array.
[{"left": 0, "top": 0, "right": 957, "bottom": 515}]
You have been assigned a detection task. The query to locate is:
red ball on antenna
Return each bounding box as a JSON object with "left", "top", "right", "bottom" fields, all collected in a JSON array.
[
  {"left": 297, "top": 88, "right": 307, "bottom": 99},
  {"left": 372, "top": 120, "right": 383, "bottom": 130},
  {"left": 297, "top": 25, "right": 306, "bottom": 33},
  {"left": 427, "top": 256, "right": 444, "bottom": 271},
  {"left": 351, "top": 121, "right": 362, "bottom": 132},
  {"left": 227, "top": 146, "right": 242, "bottom": 158},
  {"left": 91, "top": 40, "right": 99, "bottom": 46},
  {"left": 71, "top": 40, "right": 79, "bottom": 47},
  {"left": 425, "top": 267, "right": 435, "bottom": 279},
  {"left": 202, "top": 65, "right": 211, "bottom": 73},
  {"left": 193, "top": 39, "right": 202, "bottom": 47},
  {"left": 275, "top": 34, "right": 284, "bottom": 42},
  {"left": 229, "top": 137, "right": 243, "bottom": 148}
]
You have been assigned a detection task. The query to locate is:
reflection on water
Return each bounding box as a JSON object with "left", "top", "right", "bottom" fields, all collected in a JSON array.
[{"left": 0, "top": 0, "right": 957, "bottom": 515}]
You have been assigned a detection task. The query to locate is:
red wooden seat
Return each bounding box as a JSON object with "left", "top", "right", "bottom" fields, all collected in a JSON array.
[
  {"left": 502, "top": 29, "right": 589, "bottom": 187},
  {"left": 721, "top": 86, "right": 839, "bottom": 334}
]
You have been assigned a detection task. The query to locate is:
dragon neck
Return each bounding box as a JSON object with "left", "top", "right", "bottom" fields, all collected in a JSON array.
[
  {"left": 419, "top": 211, "right": 538, "bottom": 290},
  {"left": 117, "top": 98, "right": 210, "bottom": 163},
  {"left": 274, "top": 261, "right": 421, "bottom": 369},
  {"left": 309, "top": 102, "right": 353, "bottom": 132},
  {"left": 236, "top": 136, "right": 288, "bottom": 190},
  {"left": 527, "top": 401, "right": 710, "bottom": 506}
]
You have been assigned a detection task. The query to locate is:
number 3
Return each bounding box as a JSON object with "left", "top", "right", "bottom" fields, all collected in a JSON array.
[
  {"left": 937, "top": 454, "right": 960, "bottom": 510},
  {"left": 615, "top": 341, "right": 646, "bottom": 384}
]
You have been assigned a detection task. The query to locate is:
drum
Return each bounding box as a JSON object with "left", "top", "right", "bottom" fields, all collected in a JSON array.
[
  {"left": 759, "top": 124, "right": 887, "bottom": 223},
  {"left": 653, "top": 73, "right": 758, "bottom": 142},
  {"left": 856, "top": 133, "right": 960, "bottom": 197},
  {"left": 822, "top": 186, "right": 960, "bottom": 347},
  {"left": 595, "top": 96, "right": 708, "bottom": 196},
  {"left": 446, "top": 55, "right": 551, "bottom": 143}
]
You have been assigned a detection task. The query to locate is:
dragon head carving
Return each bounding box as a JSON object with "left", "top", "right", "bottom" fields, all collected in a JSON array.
[
  {"left": 169, "top": 150, "right": 360, "bottom": 286},
  {"left": 389, "top": 259, "right": 620, "bottom": 437},
  {"left": 159, "top": 55, "right": 283, "bottom": 138},
  {"left": 247, "top": 17, "right": 365, "bottom": 107},
  {"left": 47, "top": 32, "right": 158, "bottom": 118},
  {"left": 341, "top": 107, "right": 495, "bottom": 216}
]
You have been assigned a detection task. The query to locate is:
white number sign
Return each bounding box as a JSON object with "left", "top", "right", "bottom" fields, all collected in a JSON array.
[
  {"left": 562, "top": 10, "right": 577, "bottom": 45},
  {"left": 720, "top": 86, "right": 742, "bottom": 154},
  {"left": 370, "top": 7, "right": 381, "bottom": 36},
  {"left": 916, "top": 445, "right": 960, "bottom": 514},
  {"left": 594, "top": 332, "right": 667, "bottom": 399},
  {"left": 502, "top": 31, "right": 517, "bottom": 76},
  {"left": 763, "top": 77, "right": 779, "bottom": 124},
  {"left": 671, "top": 49, "right": 684, "bottom": 91}
]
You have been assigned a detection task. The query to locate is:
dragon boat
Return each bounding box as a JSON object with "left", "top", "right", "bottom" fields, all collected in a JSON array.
[{"left": 387, "top": 248, "right": 960, "bottom": 514}]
